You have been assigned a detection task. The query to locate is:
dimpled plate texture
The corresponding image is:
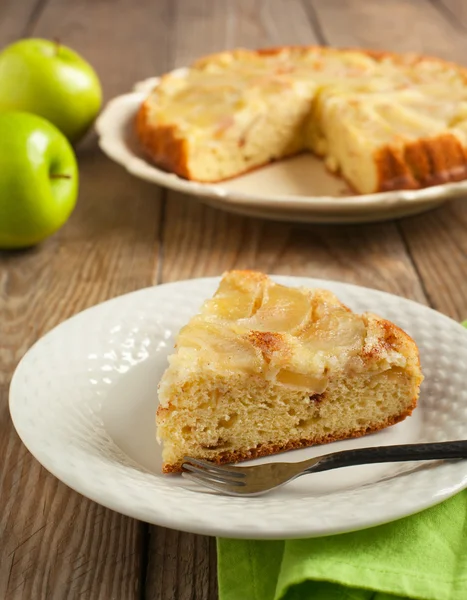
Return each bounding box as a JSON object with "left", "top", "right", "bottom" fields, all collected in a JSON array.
[
  {"left": 95, "top": 75, "right": 456, "bottom": 225},
  {"left": 9, "top": 277, "right": 467, "bottom": 539}
]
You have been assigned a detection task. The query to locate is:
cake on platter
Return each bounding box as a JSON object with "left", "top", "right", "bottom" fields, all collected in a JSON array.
[{"left": 137, "top": 46, "right": 467, "bottom": 194}]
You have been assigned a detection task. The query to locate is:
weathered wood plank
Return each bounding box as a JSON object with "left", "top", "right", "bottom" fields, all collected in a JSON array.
[
  {"left": 436, "top": 0, "right": 467, "bottom": 31},
  {"left": 168, "top": 0, "right": 316, "bottom": 70},
  {"left": 398, "top": 201, "right": 467, "bottom": 320},
  {"left": 306, "top": 0, "right": 467, "bottom": 61},
  {"left": 0, "top": 0, "right": 169, "bottom": 597},
  {"left": 159, "top": 196, "right": 427, "bottom": 303},
  {"left": 146, "top": 528, "right": 217, "bottom": 600},
  {"left": 0, "top": 0, "right": 41, "bottom": 43}
]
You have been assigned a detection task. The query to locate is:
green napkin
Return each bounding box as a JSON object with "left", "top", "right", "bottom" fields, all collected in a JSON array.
[{"left": 217, "top": 490, "right": 467, "bottom": 600}]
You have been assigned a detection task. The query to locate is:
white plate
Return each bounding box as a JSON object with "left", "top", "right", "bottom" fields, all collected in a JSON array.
[
  {"left": 95, "top": 74, "right": 465, "bottom": 224},
  {"left": 9, "top": 277, "right": 467, "bottom": 539}
]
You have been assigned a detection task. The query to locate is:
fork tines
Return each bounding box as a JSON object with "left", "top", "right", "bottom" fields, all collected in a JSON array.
[{"left": 182, "top": 457, "right": 246, "bottom": 490}]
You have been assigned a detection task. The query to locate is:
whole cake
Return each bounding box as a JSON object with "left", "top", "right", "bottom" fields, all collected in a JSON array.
[
  {"left": 156, "top": 271, "right": 423, "bottom": 473},
  {"left": 136, "top": 46, "right": 467, "bottom": 194}
]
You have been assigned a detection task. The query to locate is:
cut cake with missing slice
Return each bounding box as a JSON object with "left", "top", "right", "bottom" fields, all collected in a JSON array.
[
  {"left": 156, "top": 271, "right": 423, "bottom": 473},
  {"left": 137, "top": 46, "right": 467, "bottom": 194}
]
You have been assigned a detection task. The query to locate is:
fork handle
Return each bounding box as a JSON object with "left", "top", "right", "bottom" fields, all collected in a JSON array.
[{"left": 307, "top": 440, "right": 467, "bottom": 473}]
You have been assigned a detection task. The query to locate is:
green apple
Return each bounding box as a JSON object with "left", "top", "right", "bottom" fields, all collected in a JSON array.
[
  {"left": 0, "top": 112, "right": 78, "bottom": 249},
  {"left": 0, "top": 38, "right": 102, "bottom": 143}
]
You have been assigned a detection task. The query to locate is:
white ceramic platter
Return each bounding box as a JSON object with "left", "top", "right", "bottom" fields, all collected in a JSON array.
[
  {"left": 9, "top": 276, "right": 467, "bottom": 539},
  {"left": 95, "top": 74, "right": 465, "bottom": 224}
]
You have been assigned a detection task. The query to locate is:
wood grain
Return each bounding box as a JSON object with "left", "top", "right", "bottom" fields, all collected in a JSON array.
[
  {"left": 160, "top": 197, "right": 427, "bottom": 302},
  {"left": 0, "top": 0, "right": 169, "bottom": 597},
  {"left": 435, "top": 0, "right": 467, "bottom": 31},
  {"left": 1, "top": 0, "right": 467, "bottom": 598},
  {"left": 307, "top": 0, "right": 467, "bottom": 60},
  {"left": 146, "top": 529, "right": 217, "bottom": 600},
  {"left": 169, "top": 0, "right": 316, "bottom": 69},
  {"left": 0, "top": 0, "right": 41, "bottom": 43},
  {"left": 398, "top": 202, "right": 467, "bottom": 320}
]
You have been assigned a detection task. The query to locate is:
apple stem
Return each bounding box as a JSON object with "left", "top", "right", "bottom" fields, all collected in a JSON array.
[
  {"left": 53, "top": 37, "right": 61, "bottom": 56},
  {"left": 50, "top": 174, "right": 71, "bottom": 180}
]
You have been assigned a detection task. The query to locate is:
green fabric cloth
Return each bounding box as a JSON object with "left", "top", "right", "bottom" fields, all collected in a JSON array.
[{"left": 217, "top": 490, "right": 467, "bottom": 600}]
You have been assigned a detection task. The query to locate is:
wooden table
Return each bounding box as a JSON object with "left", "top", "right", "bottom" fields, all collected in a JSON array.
[{"left": 1, "top": 0, "right": 467, "bottom": 597}]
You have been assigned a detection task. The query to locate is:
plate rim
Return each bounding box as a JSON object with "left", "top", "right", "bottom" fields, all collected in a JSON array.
[
  {"left": 95, "top": 73, "right": 463, "bottom": 212},
  {"left": 9, "top": 276, "right": 467, "bottom": 539}
]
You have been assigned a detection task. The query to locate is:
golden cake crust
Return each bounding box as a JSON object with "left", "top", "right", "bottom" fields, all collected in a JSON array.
[
  {"left": 136, "top": 102, "right": 191, "bottom": 179},
  {"left": 374, "top": 133, "right": 467, "bottom": 192},
  {"left": 137, "top": 46, "right": 467, "bottom": 193}
]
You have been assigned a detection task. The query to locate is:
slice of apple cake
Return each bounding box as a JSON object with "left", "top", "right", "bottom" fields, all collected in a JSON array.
[{"left": 156, "top": 271, "right": 423, "bottom": 473}]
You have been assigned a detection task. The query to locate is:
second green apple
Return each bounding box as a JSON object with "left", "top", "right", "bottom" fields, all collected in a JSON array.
[{"left": 0, "top": 38, "right": 102, "bottom": 143}]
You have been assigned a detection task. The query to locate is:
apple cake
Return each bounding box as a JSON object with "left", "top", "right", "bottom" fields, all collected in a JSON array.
[
  {"left": 136, "top": 46, "right": 467, "bottom": 194},
  {"left": 156, "top": 271, "right": 423, "bottom": 473}
]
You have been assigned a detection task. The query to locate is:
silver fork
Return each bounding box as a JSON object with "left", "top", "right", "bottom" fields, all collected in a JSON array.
[{"left": 182, "top": 440, "right": 467, "bottom": 496}]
